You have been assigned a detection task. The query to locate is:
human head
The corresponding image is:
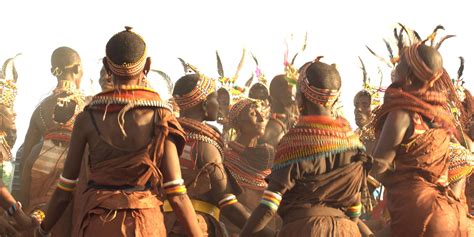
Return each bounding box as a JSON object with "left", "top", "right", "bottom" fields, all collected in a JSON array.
[
  {"left": 99, "top": 66, "right": 114, "bottom": 91},
  {"left": 103, "top": 26, "right": 151, "bottom": 85},
  {"left": 394, "top": 43, "right": 443, "bottom": 91},
  {"left": 270, "top": 74, "right": 295, "bottom": 108},
  {"left": 248, "top": 83, "right": 269, "bottom": 102},
  {"left": 173, "top": 74, "right": 218, "bottom": 121},
  {"left": 51, "top": 46, "right": 83, "bottom": 88},
  {"left": 217, "top": 87, "right": 230, "bottom": 123},
  {"left": 353, "top": 90, "right": 372, "bottom": 128},
  {"left": 297, "top": 60, "right": 341, "bottom": 116},
  {"left": 228, "top": 98, "right": 267, "bottom": 138}
]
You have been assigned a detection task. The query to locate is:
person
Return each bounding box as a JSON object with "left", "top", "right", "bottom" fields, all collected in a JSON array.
[
  {"left": 15, "top": 46, "right": 84, "bottom": 236},
  {"left": 98, "top": 65, "right": 113, "bottom": 91},
  {"left": 167, "top": 72, "right": 273, "bottom": 236},
  {"left": 258, "top": 67, "right": 298, "bottom": 148},
  {"left": 36, "top": 27, "right": 203, "bottom": 237},
  {"left": 371, "top": 42, "right": 469, "bottom": 236},
  {"left": 241, "top": 59, "right": 371, "bottom": 237},
  {"left": 0, "top": 56, "right": 19, "bottom": 189},
  {"left": 223, "top": 98, "right": 277, "bottom": 236}
]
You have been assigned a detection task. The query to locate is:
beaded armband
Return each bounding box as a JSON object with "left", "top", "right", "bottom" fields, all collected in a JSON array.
[
  {"left": 218, "top": 194, "right": 238, "bottom": 208},
  {"left": 346, "top": 203, "right": 362, "bottom": 218},
  {"left": 7, "top": 201, "right": 22, "bottom": 216},
  {"left": 57, "top": 174, "right": 79, "bottom": 192},
  {"left": 260, "top": 190, "right": 282, "bottom": 212},
  {"left": 164, "top": 178, "right": 187, "bottom": 196}
]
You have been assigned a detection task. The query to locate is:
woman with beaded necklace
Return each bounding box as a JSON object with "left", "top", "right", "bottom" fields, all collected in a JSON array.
[
  {"left": 241, "top": 59, "right": 372, "bottom": 237},
  {"left": 166, "top": 72, "right": 274, "bottom": 236},
  {"left": 222, "top": 98, "right": 278, "bottom": 236},
  {"left": 35, "top": 27, "right": 203, "bottom": 237}
]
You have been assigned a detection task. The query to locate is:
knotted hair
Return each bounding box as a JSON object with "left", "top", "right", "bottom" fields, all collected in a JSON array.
[{"left": 105, "top": 26, "right": 147, "bottom": 78}]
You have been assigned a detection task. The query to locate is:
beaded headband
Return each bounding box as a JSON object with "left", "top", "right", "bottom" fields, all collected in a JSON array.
[
  {"left": 228, "top": 98, "right": 254, "bottom": 125},
  {"left": 174, "top": 74, "right": 216, "bottom": 111},
  {"left": 298, "top": 61, "right": 340, "bottom": 107},
  {"left": 105, "top": 27, "right": 147, "bottom": 77},
  {"left": 403, "top": 42, "right": 443, "bottom": 84}
]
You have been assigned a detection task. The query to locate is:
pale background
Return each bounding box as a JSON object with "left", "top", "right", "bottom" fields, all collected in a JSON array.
[{"left": 1, "top": 0, "right": 473, "bottom": 155}]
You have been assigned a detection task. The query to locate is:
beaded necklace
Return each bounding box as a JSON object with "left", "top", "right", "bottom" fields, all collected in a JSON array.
[
  {"left": 87, "top": 85, "right": 170, "bottom": 137},
  {"left": 178, "top": 117, "right": 225, "bottom": 156},
  {"left": 273, "top": 115, "right": 365, "bottom": 170},
  {"left": 224, "top": 141, "right": 271, "bottom": 190}
]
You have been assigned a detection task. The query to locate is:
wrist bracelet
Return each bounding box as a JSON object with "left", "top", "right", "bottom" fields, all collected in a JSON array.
[{"left": 7, "top": 201, "right": 22, "bottom": 216}]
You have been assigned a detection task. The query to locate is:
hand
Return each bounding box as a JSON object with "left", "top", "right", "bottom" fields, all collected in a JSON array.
[
  {"left": 0, "top": 216, "right": 18, "bottom": 237},
  {"left": 13, "top": 209, "right": 38, "bottom": 231}
]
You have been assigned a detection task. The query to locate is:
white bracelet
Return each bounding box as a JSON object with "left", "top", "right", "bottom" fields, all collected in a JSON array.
[{"left": 163, "top": 178, "right": 184, "bottom": 188}]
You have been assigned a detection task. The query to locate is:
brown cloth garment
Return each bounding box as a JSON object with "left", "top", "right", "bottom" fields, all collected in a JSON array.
[
  {"left": 73, "top": 108, "right": 185, "bottom": 237},
  {"left": 375, "top": 88, "right": 468, "bottom": 237},
  {"left": 164, "top": 118, "right": 232, "bottom": 237},
  {"left": 268, "top": 152, "right": 368, "bottom": 237}
]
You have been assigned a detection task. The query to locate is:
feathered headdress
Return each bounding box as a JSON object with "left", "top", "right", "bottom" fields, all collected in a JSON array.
[
  {"left": 147, "top": 69, "right": 174, "bottom": 100},
  {"left": 248, "top": 53, "right": 268, "bottom": 88},
  {"left": 357, "top": 57, "right": 385, "bottom": 109},
  {"left": 215, "top": 49, "right": 247, "bottom": 103},
  {"left": 0, "top": 54, "right": 21, "bottom": 109},
  {"left": 284, "top": 33, "right": 307, "bottom": 86},
  {"left": 453, "top": 57, "right": 466, "bottom": 102}
]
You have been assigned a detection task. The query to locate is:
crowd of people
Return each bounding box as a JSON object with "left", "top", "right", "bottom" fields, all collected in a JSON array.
[{"left": 0, "top": 24, "right": 472, "bottom": 236}]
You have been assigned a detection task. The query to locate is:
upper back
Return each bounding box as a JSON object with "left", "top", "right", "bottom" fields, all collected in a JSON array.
[{"left": 85, "top": 108, "right": 156, "bottom": 164}]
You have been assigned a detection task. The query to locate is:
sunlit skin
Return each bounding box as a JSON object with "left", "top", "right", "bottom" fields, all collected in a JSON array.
[{"left": 235, "top": 103, "right": 268, "bottom": 147}]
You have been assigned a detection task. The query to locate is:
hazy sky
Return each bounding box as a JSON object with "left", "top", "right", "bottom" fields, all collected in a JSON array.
[{"left": 1, "top": 0, "right": 473, "bottom": 154}]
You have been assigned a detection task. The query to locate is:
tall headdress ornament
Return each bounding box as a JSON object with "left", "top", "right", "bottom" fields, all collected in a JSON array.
[
  {"left": 215, "top": 49, "right": 247, "bottom": 103},
  {"left": 0, "top": 54, "right": 21, "bottom": 108},
  {"left": 284, "top": 33, "right": 308, "bottom": 86}
]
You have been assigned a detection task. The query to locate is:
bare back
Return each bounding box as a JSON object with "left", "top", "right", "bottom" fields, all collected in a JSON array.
[{"left": 85, "top": 108, "right": 157, "bottom": 165}]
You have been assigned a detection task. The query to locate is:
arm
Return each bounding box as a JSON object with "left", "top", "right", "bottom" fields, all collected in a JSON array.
[
  {"left": 161, "top": 138, "right": 203, "bottom": 237},
  {"left": 240, "top": 181, "right": 286, "bottom": 236},
  {"left": 196, "top": 143, "right": 250, "bottom": 227},
  {"left": 370, "top": 110, "right": 411, "bottom": 176},
  {"left": 0, "top": 183, "right": 37, "bottom": 231},
  {"left": 39, "top": 112, "right": 88, "bottom": 232}
]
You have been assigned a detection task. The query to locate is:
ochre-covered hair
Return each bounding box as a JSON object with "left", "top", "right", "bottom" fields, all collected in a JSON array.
[{"left": 105, "top": 26, "right": 147, "bottom": 78}]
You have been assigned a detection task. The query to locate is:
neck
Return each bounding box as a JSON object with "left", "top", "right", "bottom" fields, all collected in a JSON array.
[
  {"left": 235, "top": 133, "right": 258, "bottom": 147},
  {"left": 304, "top": 106, "right": 332, "bottom": 117},
  {"left": 181, "top": 112, "right": 205, "bottom": 123},
  {"left": 57, "top": 75, "right": 78, "bottom": 88}
]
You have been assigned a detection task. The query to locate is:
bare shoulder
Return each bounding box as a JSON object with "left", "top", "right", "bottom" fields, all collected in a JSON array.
[
  {"left": 385, "top": 109, "right": 411, "bottom": 126},
  {"left": 72, "top": 111, "right": 92, "bottom": 135},
  {"left": 196, "top": 141, "right": 223, "bottom": 164}
]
